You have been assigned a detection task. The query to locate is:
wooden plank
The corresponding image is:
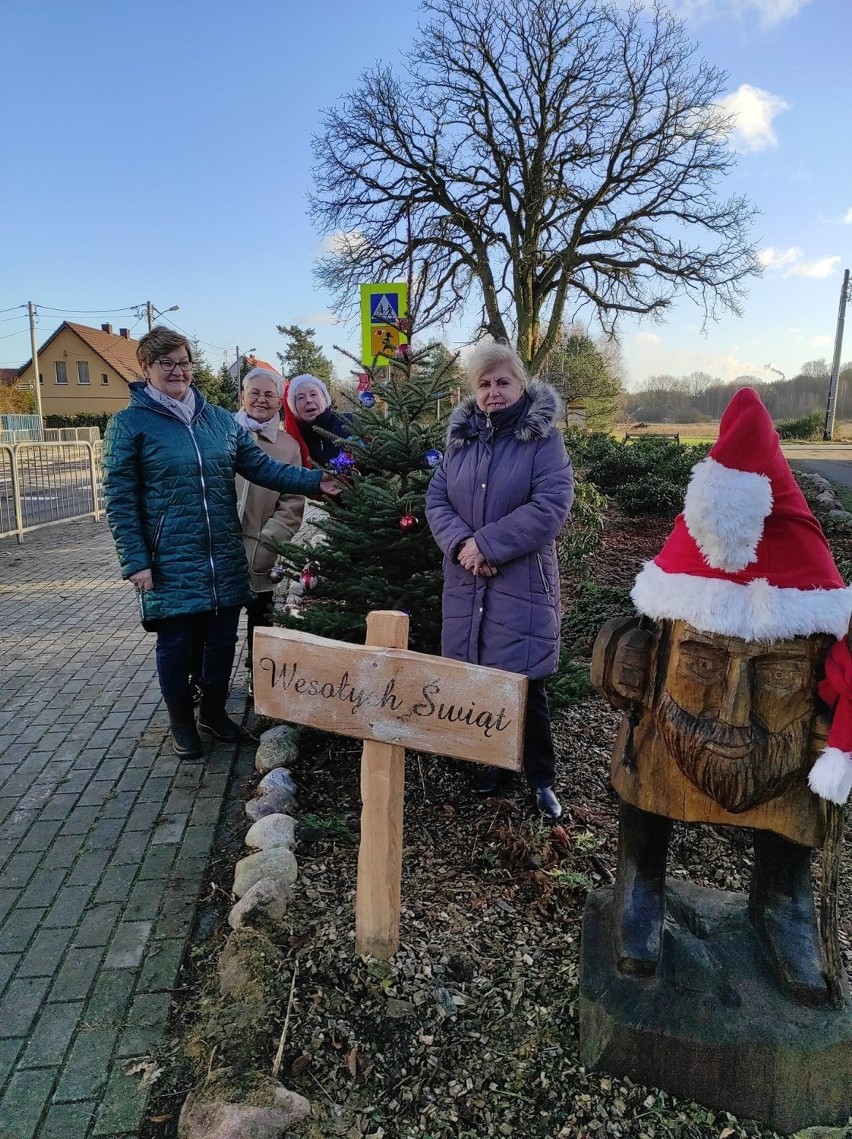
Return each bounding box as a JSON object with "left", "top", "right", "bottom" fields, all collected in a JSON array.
[
  {"left": 355, "top": 611, "right": 407, "bottom": 959},
  {"left": 253, "top": 624, "right": 527, "bottom": 771}
]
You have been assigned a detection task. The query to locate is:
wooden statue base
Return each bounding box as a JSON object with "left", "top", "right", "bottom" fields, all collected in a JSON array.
[{"left": 579, "top": 882, "right": 852, "bottom": 1134}]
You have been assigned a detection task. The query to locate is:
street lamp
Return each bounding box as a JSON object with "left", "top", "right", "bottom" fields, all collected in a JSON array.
[{"left": 146, "top": 302, "right": 180, "bottom": 331}]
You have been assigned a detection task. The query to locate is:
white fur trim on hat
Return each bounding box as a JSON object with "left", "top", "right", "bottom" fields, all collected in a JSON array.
[
  {"left": 631, "top": 560, "right": 852, "bottom": 642},
  {"left": 808, "top": 746, "right": 852, "bottom": 805},
  {"left": 683, "top": 457, "right": 773, "bottom": 573},
  {"left": 243, "top": 367, "right": 284, "bottom": 400},
  {"left": 287, "top": 374, "right": 331, "bottom": 414}
]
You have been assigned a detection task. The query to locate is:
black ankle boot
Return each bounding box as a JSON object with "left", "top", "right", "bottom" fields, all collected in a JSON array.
[
  {"left": 613, "top": 802, "right": 672, "bottom": 977},
  {"left": 165, "top": 696, "right": 204, "bottom": 759},
  {"left": 197, "top": 682, "right": 242, "bottom": 742},
  {"left": 749, "top": 830, "right": 828, "bottom": 1006}
]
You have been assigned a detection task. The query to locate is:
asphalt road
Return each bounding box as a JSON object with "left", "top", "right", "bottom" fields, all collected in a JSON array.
[{"left": 781, "top": 443, "right": 852, "bottom": 489}]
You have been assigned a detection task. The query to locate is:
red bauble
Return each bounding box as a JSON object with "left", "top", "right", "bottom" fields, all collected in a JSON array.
[
  {"left": 399, "top": 513, "right": 419, "bottom": 531},
  {"left": 396, "top": 343, "right": 412, "bottom": 361}
]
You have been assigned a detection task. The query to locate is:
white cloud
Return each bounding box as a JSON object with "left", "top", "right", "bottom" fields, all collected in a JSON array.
[
  {"left": 759, "top": 246, "right": 802, "bottom": 271},
  {"left": 810, "top": 335, "right": 832, "bottom": 348},
  {"left": 720, "top": 84, "right": 789, "bottom": 152},
  {"left": 787, "top": 256, "right": 842, "bottom": 280},
  {"left": 294, "top": 310, "right": 342, "bottom": 327},
  {"left": 665, "top": 0, "right": 813, "bottom": 28},
  {"left": 759, "top": 248, "right": 840, "bottom": 280},
  {"left": 842, "top": 208, "right": 852, "bottom": 225},
  {"left": 319, "top": 230, "right": 365, "bottom": 256},
  {"left": 635, "top": 331, "right": 662, "bottom": 346}
]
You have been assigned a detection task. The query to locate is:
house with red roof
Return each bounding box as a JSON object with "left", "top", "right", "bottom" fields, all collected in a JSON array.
[{"left": 16, "top": 322, "right": 142, "bottom": 416}]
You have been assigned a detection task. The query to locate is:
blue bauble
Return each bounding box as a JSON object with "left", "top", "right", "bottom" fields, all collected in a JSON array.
[
  {"left": 424, "top": 448, "right": 443, "bottom": 469},
  {"left": 358, "top": 391, "right": 376, "bottom": 408},
  {"left": 330, "top": 450, "right": 357, "bottom": 474}
]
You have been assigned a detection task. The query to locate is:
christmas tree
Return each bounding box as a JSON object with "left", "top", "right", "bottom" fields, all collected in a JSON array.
[{"left": 268, "top": 326, "right": 461, "bottom": 654}]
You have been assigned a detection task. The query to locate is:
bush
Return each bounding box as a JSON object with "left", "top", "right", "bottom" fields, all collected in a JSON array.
[
  {"left": 579, "top": 433, "right": 710, "bottom": 517},
  {"left": 549, "top": 648, "right": 593, "bottom": 708},
  {"left": 44, "top": 412, "right": 114, "bottom": 432},
  {"left": 776, "top": 410, "right": 823, "bottom": 440},
  {"left": 562, "top": 578, "right": 632, "bottom": 657},
  {"left": 557, "top": 478, "right": 607, "bottom": 572}
]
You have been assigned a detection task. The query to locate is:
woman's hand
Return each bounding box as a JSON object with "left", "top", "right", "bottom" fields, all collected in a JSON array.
[
  {"left": 129, "top": 568, "right": 153, "bottom": 591},
  {"left": 457, "top": 538, "right": 497, "bottom": 577},
  {"left": 319, "top": 473, "right": 344, "bottom": 497}
]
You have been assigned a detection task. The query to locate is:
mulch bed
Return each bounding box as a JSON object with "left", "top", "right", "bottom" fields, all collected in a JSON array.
[{"left": 142, "top": 485, "right": 852, "bottom": 1139}]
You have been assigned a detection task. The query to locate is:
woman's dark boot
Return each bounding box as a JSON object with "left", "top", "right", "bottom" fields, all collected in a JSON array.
[
  {"left": 613, "top": 802, "right": 672, "bottom": 977},
  {"left": 749, "top": 830, "right": 828, "bottom": 1006},
  {"left": 165, "top": 697, "right": 204, "bottom": 759},
  {"left": 197, "top": 683, "right": 242, "bottom": 742}
]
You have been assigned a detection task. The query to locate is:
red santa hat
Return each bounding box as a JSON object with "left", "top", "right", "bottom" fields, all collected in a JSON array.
[{"left": 630, "top": 387, "right": 852, "bottom": 804}]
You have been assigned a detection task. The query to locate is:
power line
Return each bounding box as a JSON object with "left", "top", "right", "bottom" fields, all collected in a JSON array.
[
  {"left": 35, "top": 304, "right": 140, "bottom": 315},
  {"left": 0, "top": 305, "right": 26, "bottom": 315}
]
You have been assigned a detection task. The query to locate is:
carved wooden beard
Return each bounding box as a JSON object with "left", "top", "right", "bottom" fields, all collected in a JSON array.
[{"left": 656, "top": 689, "right": 810, "bottom": 812}]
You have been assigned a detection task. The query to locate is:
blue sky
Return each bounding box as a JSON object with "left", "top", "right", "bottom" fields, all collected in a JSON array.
[{"left": 1, "top": 0, "right": 849, "bottom": 390}]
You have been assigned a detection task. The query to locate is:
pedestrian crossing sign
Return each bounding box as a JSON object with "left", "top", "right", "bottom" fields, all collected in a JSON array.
[{"left": 360, "top": 282, "right": 409, "bottom": 365}]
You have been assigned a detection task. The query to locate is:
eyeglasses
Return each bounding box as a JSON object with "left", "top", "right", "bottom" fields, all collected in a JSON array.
[
  {"left": 156, "top": 358, "right": 193, "bottom": 374},
  {"left": 246, "top": 392, "right": 277, "bottom": 402}
]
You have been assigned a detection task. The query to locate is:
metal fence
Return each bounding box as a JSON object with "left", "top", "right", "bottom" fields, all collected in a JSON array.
[{"left": 0, "top": 441, "right": 104, "bottom": 543}]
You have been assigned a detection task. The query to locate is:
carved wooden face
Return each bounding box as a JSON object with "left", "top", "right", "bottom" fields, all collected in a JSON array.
[{"left": 652, "top": 620, "right": 827, "bottom": 813}]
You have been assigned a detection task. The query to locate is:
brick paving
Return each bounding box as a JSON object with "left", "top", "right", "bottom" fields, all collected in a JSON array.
[{"left": 0, "top": 520, "right": 247, "bottom": 1138}]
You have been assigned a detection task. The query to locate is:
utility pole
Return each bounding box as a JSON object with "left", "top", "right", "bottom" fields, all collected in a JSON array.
[
  {"left": 28, "top": 301, "right": 43, "bottom": 428},
  {"left": 146, "top": 302, "right": 179, "bottom": 331},
  {"left": 823, "top": 268, "right": 851, "bottom": 441}
]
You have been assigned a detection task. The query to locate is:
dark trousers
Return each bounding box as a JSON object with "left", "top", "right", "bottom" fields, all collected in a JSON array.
[
  {"left": 244, "top": 590, "right": 274, "bottom": 669},
  {"left": 154, "top": 607, "right": 241, "bottom": 702},
  {"left": 523, "top": 678, "right": 556, "bottom": 790}
]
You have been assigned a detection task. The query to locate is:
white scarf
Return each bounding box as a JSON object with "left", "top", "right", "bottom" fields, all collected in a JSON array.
[
  {"left": 235, "top": 407, "right": 279, "bottom": 443},
  {"left": 146, "top": 383, "right": 196, "bottom": 426}
]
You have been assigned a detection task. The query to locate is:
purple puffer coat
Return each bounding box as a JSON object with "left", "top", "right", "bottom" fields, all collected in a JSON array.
[{"left": 425, "top": 381, "right": 574, "bottom": 679}]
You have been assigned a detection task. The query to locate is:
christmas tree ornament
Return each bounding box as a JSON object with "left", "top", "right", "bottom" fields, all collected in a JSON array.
[
  {"left": 266, "top": 565, "right": 286, "bottom": 585},
  {"left": 399, "top": 512, "right": 419, "bottom": 531},
  {"left": 330, "top": 449, "right": 356, "bottom": 474},
  {"left": 424, "top": 448, "right": 443, "bottom": 469},
  {"left": 396, "top": 343, "right": 412, "bottom": 361},
  {"left": 299, "top": 563, "right": 317, "bottom": 590},
  {"left": 358, "top": 391, "right": 376, "bottom": 408},
  {"left": 398, "top": 318, "right": 412, "bottom": 334}
]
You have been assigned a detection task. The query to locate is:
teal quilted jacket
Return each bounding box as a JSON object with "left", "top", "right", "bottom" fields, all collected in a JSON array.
[{"left": 103, "top": 383, "right": 322, "bottom": 623}]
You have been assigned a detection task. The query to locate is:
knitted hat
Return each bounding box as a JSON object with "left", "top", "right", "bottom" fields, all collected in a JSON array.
[
  {"left": 630, "top": 386, "right": 852, "bottom": 804},
  {"left": 631, "top": 387, "right": 852, "bottom": 642},
  {"left": 242, "top": 367, "right": 284, "bottom": 401},
  {"left": 287, "top": 374, "right": 331, "bottom": 415}
]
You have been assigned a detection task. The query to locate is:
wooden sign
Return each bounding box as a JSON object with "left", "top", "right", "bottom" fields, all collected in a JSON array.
[
  {"left": 253, "top": 612, "right": 527, "bottom": 960},
  {"left": 253, "top": 626, "right": 526, "bottom": 770}
]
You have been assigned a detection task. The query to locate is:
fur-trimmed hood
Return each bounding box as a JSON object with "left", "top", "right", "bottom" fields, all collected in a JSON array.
[{"left": 445, "top": 380, "right": 563, "bottom": 455}]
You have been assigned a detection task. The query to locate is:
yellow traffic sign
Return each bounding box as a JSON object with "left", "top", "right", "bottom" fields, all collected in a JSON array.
[{"left": 360, "top": 283, "right": 408, "bottom": 365}]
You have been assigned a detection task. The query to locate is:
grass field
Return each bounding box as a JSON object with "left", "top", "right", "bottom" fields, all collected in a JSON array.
[{"left": 613, "top": 420, "right": 852, "bottom": 444}]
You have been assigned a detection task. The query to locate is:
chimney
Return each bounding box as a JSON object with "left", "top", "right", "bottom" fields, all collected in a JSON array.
[
  {"left": 119, "top": 328, "right": 130, "bottom": 339},
  {"left": 101, "top": 323, "right": 113, "bottom": 334}
]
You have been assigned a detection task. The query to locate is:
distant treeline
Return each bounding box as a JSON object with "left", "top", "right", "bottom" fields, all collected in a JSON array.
[{"left": 624, "top": 364, "right": 852, "bottom": 424}]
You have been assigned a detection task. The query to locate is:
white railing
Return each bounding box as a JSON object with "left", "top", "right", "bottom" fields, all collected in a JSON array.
[{"left": 0, "top": 441, "right": 104, "bottom": 544}]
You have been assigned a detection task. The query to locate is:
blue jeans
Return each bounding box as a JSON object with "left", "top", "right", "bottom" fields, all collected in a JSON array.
[{"left": 153, "top": 607, "right": 241, "bottom": 702}]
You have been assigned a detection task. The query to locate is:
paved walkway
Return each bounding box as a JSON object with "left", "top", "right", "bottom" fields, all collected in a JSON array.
[{"left": 0, "top": 519, "right": 247, "bottom": 1139}]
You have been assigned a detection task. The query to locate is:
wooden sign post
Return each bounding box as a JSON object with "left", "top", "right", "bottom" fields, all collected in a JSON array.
[{"left": 253, "top": 611, "right": 527, "bottom": 961}]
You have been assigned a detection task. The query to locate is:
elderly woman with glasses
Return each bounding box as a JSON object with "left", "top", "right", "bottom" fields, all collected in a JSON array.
[
  {"left": 234, "top": 367, "right": 306, "bottom": 687},
  {"left": 103, "top": 327, "right": 339, "bottom": 761}
]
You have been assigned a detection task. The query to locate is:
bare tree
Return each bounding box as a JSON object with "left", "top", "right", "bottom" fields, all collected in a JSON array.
[{"left": 311, "top": 0, "right": 760, "bottom": 371}]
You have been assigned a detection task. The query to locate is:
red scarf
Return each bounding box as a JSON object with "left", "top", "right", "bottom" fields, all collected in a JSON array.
[{"left": 282, "top": 383, "right": 312, "bottom": 466}]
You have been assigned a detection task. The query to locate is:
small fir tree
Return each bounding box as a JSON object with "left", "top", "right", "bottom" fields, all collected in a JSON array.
[
  {"left": 276, "top": 324, "right": 334, "bottom": 381},
  {"left": 269, "top": 327, "right": 457, "bottom": 654}
]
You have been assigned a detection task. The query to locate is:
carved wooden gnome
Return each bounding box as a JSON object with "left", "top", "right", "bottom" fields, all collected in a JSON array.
[{"left": 592, "top": 387, "right": 852, "bottom": 1006}]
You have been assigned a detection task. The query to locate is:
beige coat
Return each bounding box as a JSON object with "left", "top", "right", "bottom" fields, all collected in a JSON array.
[{"left": 235, "top": 420, "right": 306, "bottom": 593}]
